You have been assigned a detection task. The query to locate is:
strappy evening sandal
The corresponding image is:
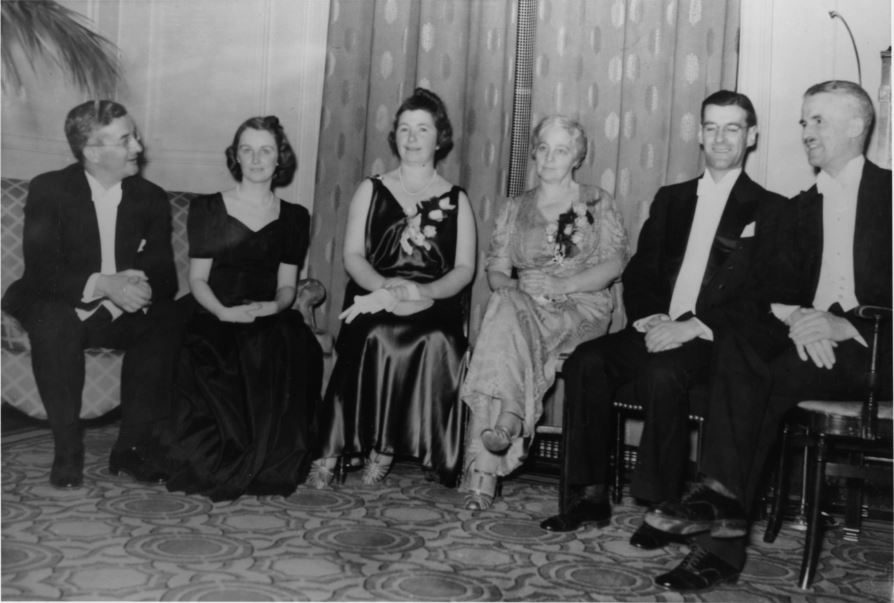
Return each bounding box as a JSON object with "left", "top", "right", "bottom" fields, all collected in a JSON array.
[
  {"left": 463, "top": 469, "right": 501, "bottom": 511},
  {"left": 308, "top": 459, "right": 336, "bottom": 489},
  {"left": 361, "top": 452, "right": 392, "bottom": 486}
]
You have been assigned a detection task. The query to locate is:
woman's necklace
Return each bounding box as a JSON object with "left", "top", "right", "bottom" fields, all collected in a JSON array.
[{"left": 399, "top": 165, "right": 438, "bottom": 197}]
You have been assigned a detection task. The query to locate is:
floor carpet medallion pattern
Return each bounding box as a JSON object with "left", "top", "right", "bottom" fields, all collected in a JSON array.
[{"left": 2, "top": 425, "right": 891, "bottom": 601}]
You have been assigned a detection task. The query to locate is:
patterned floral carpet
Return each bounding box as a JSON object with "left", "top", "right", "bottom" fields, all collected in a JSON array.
[{"left": 2, "top": 424, "right": 891, "bottom": 602}]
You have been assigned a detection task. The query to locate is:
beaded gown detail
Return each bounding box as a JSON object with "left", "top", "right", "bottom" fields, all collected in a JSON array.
[
  {"left": 166, "top": 193, "right": 322, "bottom": 501},
  {"left": 317, "top": 177, "right": 468, "bottom": 486}
]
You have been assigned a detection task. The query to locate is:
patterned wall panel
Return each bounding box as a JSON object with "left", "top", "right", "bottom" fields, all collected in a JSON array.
[{"left": 528, "top": 0, "right": 738, "bottom": 254}]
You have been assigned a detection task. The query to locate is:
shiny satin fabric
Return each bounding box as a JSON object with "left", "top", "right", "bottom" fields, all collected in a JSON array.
[{"left": 317, "top": 177, "right": 468, "bottom": 486}]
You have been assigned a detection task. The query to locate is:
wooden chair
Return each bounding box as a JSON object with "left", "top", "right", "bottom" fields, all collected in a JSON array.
[{"left": 763, "top": 305, "right": 892, "bottom": 589}]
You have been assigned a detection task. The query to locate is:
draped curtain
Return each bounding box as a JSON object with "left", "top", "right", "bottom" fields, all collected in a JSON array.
[{"left": 309, "top": 0, "right": 739, "bottom": 341}]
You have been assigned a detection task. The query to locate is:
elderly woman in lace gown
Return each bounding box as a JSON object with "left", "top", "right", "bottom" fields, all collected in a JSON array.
[{"left": 459, "top": 115, "right": 628, "bottom": 510}]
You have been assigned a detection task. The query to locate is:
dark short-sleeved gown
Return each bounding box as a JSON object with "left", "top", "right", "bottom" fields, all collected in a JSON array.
[
  {"left": 166, "top": 193, "right": 323, "bottom": 501},
  {"left": 316, "top": 176, "right": 468, "bottom": 486}
]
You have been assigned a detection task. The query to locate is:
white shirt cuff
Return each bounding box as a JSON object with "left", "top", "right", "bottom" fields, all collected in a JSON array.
[
  {"left": 82, "top": 273, "right": 102, "bottom": 302},
  {"left": 771, "top": 303, "right": 799, "bottom": 323},
  {"left": 633, "top": 313, "right": 669, "bottom": 333},
  {"left": 692, "top": 317, "right": 713, "bottom": 341}
]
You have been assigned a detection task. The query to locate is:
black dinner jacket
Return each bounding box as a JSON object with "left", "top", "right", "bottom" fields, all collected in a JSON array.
[
  {"left": 2, "top": 163, "right": 177, "bottom": 318},
  {"left": 768, "top": 159, "right": 892, "bottom": 331},
  {"left": 622, "top": 172, "right": 786, "bottom": 330}
]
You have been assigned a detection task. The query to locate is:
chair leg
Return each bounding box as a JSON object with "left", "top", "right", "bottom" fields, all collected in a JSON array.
[
  {"left": 335, "top": 455, "right": 348, "bottom": 485},
  {"left": 792, "top": 433, "right": 812, "bottom": 530},
  {"left": 799, "top": 435, "right": 828, "bottom": 590},
  {"left": 612, "top": 409, "right": 625, "bottom": 504},
  {"left": 764, "top": 421, "right": 792, "bottom": 543},
  {"left": 843, "top": 451, "right": 865, "bottom": 542},
  {"left": 558, "top": 380, "right": 572, "bottom": 516},
  {"left": 694, "top": 419, "right": 705, "bottom": 473}
]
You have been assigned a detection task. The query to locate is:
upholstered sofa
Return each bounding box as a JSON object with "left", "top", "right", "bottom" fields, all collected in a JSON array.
[{"left": 1, "top": 177, "right": 333, "bottom": 420}]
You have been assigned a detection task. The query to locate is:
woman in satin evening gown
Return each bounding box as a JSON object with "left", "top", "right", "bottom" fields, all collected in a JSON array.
[
  {"left": 166, "top": 116, "right": 323, "bottom": 501},
  {"left": 309, "top": 88, "right": 476, "bottom": 488},
  {"left": 459, "top": 115, "right": 628, "bottom": 510}
]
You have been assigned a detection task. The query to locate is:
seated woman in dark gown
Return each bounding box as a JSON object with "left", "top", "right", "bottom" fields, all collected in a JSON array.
[
  {"left": 166, "top": 116, "right": 323, "bottom": 501},
  {"left": 309, "top": 88, "right": 476, "bottom": 489}
]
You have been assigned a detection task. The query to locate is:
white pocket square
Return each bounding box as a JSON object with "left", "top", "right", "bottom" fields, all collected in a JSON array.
[
  {"left": 137, "top": 239, "right": 147, "bottom": 253},
  {"left": 740, "top": 222, "right": 755, "bottom": 237}
]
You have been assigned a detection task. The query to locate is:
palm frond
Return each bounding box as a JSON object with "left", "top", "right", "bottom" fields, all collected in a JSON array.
[{"left": 1, "top": 0, "right": 120, "bottom": 96}]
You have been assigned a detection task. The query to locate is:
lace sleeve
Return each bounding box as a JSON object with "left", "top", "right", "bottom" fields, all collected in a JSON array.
[{"left": 484, "top": 198, "right": 517, "bottom": 276}]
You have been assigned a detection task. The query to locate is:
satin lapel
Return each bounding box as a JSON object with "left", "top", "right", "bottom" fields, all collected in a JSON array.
[
  {"left": 853, "top": 162, "right": 883, "bottom": 299},
  {"left": 700, "top": 175, "right": 757, "bottom": 290},
  {"left": 66, "top": 167, "right": 102, "bottom": 269},
  {"left": 799, "top": 186, "right": 824, "bottom": 296},
  {"left": 666, "top": 181, "right": 699, "bottom": 286},
  {"left": 115, "top": 178, "right": 140, "bottom": 268}
]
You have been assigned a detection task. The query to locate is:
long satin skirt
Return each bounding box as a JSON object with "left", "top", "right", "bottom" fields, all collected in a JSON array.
[{"left": 317, "top": 301, "right": 467, "bottom": 486}]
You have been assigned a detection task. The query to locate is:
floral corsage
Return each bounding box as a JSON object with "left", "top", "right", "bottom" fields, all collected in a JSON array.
[
  {"left": 400, "top": 195, "right": 457, "bottom": 254},
  {"left": 546, "top": 200, "right": 596, "bottom": 263}
]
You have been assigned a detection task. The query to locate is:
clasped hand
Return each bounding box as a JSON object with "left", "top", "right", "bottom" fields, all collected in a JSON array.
[
  {"left": 644, "top": 316, "right": 702, "bottom": 353},
  {"left": 102, "top": 269, "right": 152, "bottom": 313},
  {"left": 338, "top": 279, "right": 428, "bottom": 324},
  {"left": 786, "top": 308, "right": 859, "bottom": 369},
  {"left": 217, "top": 301, "right": 279, "bottom": 323},
  {"left": 519, "top": 270, "right": 563, "bottom": 300},
  {"left": 381, "top": 277, "right": 424, "bottom": 301}
]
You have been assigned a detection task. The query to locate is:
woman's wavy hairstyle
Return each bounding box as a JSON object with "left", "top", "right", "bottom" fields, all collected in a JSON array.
[
  {"left": 225, "top": 115, "right": 297, "bottom": 187},
  {"left": 530, "top": 115, "right": 588, "bottom": 170},
  {"left": 387, "top": 87, "right": 454, "bottom": 165}
]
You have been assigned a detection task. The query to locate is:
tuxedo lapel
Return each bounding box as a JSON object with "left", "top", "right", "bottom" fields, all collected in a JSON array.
[
  {"left": 665, "top": 181, "right": 699, "bottom": 288},
  {"left": 116, "top": 177, "right": 141, "bottom": 267},
  {"left": 853, "top": 162, "right": 878, "bottom": 296},
  {"left": 64, "top": 167, "right": 103, "bottom": 270},
  {"left": 700, "top": 174, "right": 758, "bottom": 291},
  {"left": 798, "top": 185, "right": 824, "bottom": 299}
]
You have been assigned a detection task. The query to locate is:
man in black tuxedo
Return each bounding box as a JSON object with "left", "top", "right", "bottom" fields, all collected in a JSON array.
[
  {"left": 645, "top": 80, "right": 892, "bottom": 591},
  {"left": 2, "top": 100, "right": 181, "bottom": 489},
  {"left": 539, "top": 91, "right": 785, "bottom": 549}
]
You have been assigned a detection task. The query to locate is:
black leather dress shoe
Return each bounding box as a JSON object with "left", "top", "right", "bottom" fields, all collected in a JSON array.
[
  {"left": 50, "top": 448, "right": 84, "bottom": 489},
  {"left": 629, "top": 523, "right": 675, "bottom": 550},
  {"left": 109, "top": 447, "right": 169, "bottom": 484},
  {"left": 539, "top": 500, "right": 611, "bottom": 532},
  {"left": 655, "top": 545, "right": 739, "bottom": 591},
  {"left": 644, "top": 484, "right": 747, "bottom": 537}
]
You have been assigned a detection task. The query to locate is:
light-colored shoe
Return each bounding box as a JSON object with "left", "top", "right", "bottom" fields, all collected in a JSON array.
[
  {"left": 463, "top": 469, "right": 499, "bottom": 511},
  {"left": 308, "top": 459, "right": 335, "bottom": 490},
  {"left": 361, "top": 453, "right": 391, "bottom": 486},
  {"left": 480, "top": 427, "right": 512, "bottom": 453}
]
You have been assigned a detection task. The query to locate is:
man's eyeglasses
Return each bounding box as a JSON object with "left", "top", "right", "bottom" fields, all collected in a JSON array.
[{"left": 85, "top": 133, "right": 142, "bottom": 148}]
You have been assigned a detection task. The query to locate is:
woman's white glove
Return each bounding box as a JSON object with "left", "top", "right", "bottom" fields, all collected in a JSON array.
[
  {"left": 339, "top": 283, "right": 432, "bottom": 323},
  {"left": 339, "top": 288, "right": 398, "bottom": 323}
]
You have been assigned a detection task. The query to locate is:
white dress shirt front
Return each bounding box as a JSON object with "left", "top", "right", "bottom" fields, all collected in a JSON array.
[
  {"left": 668, "top": 169, "right": 740, "bottom": 320},
  {"left": 812, "top": 155, "right": 863, "bottom": 313},
  {"left": 77, "top": 171, "right": 123, "bottom": 321}
]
